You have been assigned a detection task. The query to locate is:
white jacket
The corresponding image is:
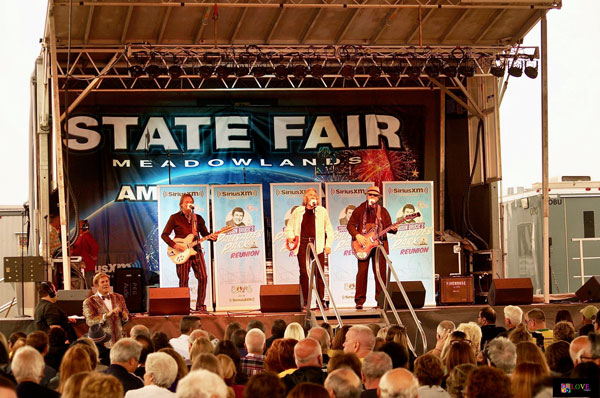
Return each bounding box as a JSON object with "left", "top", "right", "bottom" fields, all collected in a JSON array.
[{"left": 285, "top": 205, "right": 334, "bottom": 255}]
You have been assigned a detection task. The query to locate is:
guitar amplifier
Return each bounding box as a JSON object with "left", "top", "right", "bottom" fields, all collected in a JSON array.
[{"left": 440, "top": 276, "right": 474, "bottom": 305}]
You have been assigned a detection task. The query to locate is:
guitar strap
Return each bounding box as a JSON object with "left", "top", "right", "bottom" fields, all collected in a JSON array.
[{"left": 361, "top": 203, "right": 382, "bottom": 234}]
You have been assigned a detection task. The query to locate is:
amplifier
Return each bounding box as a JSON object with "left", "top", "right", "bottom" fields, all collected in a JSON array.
[{"left": 440, "top": 276, "right": 474, "bottom": 305}]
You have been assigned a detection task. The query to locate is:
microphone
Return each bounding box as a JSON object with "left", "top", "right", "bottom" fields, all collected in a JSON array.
[{"left": 187, "top": 203, "right": 195, "bottom": 210}]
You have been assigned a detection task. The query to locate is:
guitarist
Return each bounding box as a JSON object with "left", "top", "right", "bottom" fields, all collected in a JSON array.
[
  {"left": 285, "top": 188, "right": 334, "bottom": 309},
  {"left": 347, "top": 186, "right": 397, "bottom": 310},
  {"left": 161, "top": 193, "right": 216, "bottom": 312}
]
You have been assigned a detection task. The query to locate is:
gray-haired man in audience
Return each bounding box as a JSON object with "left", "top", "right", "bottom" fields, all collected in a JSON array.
[
  {"left": 361, "top": 351, "right": 392, "bottom": 398},
  {"left": 485, "top": 337, "right": 516, "bottom": 374},
  {"left": 325, "top": 368, "right": 362, "bottom": 398},
  {"left": 378, "top": 368, "right": 418, "bottom": 398}
]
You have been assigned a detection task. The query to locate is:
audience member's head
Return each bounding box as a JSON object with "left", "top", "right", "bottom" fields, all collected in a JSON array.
[
  {"left": 0, "top": 375, "right": 15, "bottom": 398},
  {"left": 326, "top": 352, "right": 361, "bottom": 378},
  {"left": 216, "top": 354, "right": 237, "bottom": 386},
  {"left": 243, "top": 371, "right": 286, "bottom": 398},
  {"left": 511, "top": 362, "right": 549, "bottom": 398},
  {"left": 579, "top": 305, "right": 598, "bottom": 326},
  {"left": 58, "top": 345, "right": 93, "bottom": 392},
  {"left": 12, "top": 345, "right": 44, "bottom": 383},
  {"left": 245, "top": 328, "right": 266, "bottom": 355},
  {"left": 361, "top": 351, "right": 392, "bottom": 389},
  {"left": 343, "top": 325, "right": 375, "bottom": 358},
  {"left": 446, "top": 341, "right": 476, "bottom": 373},
  {"left": 554, "top": 309, "right": 573, "bottom": 325},
  {"left": 25, "top": 331, "right": 49, "bottom": 355},
  {"left": 378, "top": 368, "right": 418, "bottom": 398},
  {"left": 525, "top": 308, "right": 547, "bottom": 332},
  {"left": 331, "top": 325, "right": 351, "bottom": 351},
  {"left": 284, "top": 322, "right": 306, "bottom": 341},
  {"left": 414, "top": 353, "right": 444, "bottom": 387},
  {"left": 478, "top": 306, "right": 497, "bottom": 326},
  {"left": 72, "top": 339, "right": 99, "bottom": 370},
  {"left": 457, "top": 322, "right": 482, "bottom": 354},
  {"left": 515, "top": 341, "right": 550, "bottom": 373},
  {"left": 485, "top": 337, "right": 516, "bottom": 374},
  {"left": 377, "top": 341, "right": 409, "bottom": 369},
  {"left": 384, "top": 325, "right": 408, "bottom": 349},
  {"left": 175, "top": 369, "right": 228, "bottom": 398},
  {"left": 179, "top": 316, "right": 202, "bottom": 335},
  {"left": 324, "top": 368, "right": 362, "bottom": 398},
  {"left": 570, "top": 361, "right": 600, "bottom": 379},
  {"left": 545, "top": 340, "right": 574, "bottom": 376},
  {"left": 437, "top": 320, "right": 456, "bottom": 339},
  {"left": 190, "top": 337, "right": 214, "bottom": 363},
  {"left": 129, "top": 324, "right": 151, "bottom": 339},
  {"left": 264, "top": 338, "right": 297, "bottom": 373},
  {"left": 504, "top": 305, "right": 523, "bottom": 329},
  {"left": 246, "top": 320, "right": 266, "bottom": 333},
  {"left": 553, "top": 321, "right": 575, "bottom": 343},
  {"left": 294, "top": 338, "right": 322, "bottom": 368},
  {"left": 159, "top": 347, "right": 189, "bottom": 381},
  {"left": 224, "top": 322, "right": 242, "bottom": 341},
  {"left": 189, "top": 329, "right": 210, "bottom": 347},
  {"left": 80, "top": 373, "right": 123, "bottom": 398},
  {"left": 152, "top": 331, "right": 172, "bottom": 351},
  {"left": 145, "top": 352, "right": 178, "bottom": 389},
  {"left": 48, "top": 327, "right": 68, "bottom": 348},
  {"left": 287, "top": 382, "right": 329, "bottom": 398},
  {"left": 231, "top": 329, "right": 247, "bottom": 351},
  {"left": 307, "top": 327, "right": 331, "bottom": 354},
  {"left": 110, "top": 338, "right": 142, "bottom": 372},
  {"left": 60, "top": 371, "right": 89, "bottom": 398},
  {"left": 465, "top": 366, "right": 512, "bottom": 398},
  {"left": 508, "top": 323, "right": 532, "bottom": 345},
  {"left": 191, "top": 353, "right": 223, "bottom": 377},
  {"left": 134, "top": 334, "right": 155, "bottom": 365},
  {"left": 270, "top": 320, "right": 287, "bottom": 340},
  {"left": 446, "top": 363, "right": 476, "bottom": 398}
]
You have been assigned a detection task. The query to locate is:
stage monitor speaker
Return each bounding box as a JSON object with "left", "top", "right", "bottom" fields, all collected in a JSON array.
[
  {"left": 114, "top": 268, "right": 145, "bottom": 313},
  {"left": 148, "top": 287, "right": 190, "bottom": 316},
  {"left": 56, "top": 289, "right": 90, "bottom": 316},
  {"left": 576, "top": 276, "right": 600, "bottom": 302},
  {"left": 488, "top": 278, "right": 533, "bottom": 306},
  {"left": 377, "top": 281, "right": 425, "bottom": 309},
  {"left": 260, "top": 284, "right": 302, "bottom": 312}
]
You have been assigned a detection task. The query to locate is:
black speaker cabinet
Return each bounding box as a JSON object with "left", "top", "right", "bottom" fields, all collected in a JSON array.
[
  {"left": 488, "top": 278, "right": 533, "bottom": 306},
  {"left": 56, "top": 289, "right": 90, "bottom": 316},
  {"left": 576, "top": 276, "right": 600, "bottom": 302},
  {"left": 114, "top": 268, "right": 145, "bottom": 313},
  {"left": 377, "top": 281, "right": 425, "bottom": 309},
  {"left": 260, "top": 284, "right": 302, "bottom": 312},
  {"left": 148, "top": 287, "right": 190, "bottom": 316}
]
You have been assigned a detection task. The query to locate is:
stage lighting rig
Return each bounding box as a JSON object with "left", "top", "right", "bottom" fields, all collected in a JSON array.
[
  {"left": 128, "top": 65, "right": 144, "bottom": 78},
  {"left": 524, "top": 60, "right": 538, "bottom": 79},
  {"left": 340, "top": 64, "right": 355, "bottom": 80},
  {"left": 490, "top": 56, "right": 505, "bottom": 78},
  {"left": 215, "top": 65, "right": 231, "bottom": 79},
  {"left": 310, "top": 64, "right": 325, "bottom": 79},
  {"left": 274, "top": 64, "right": 288, "bottom": 79},
  {"left": 508, "top": 60, "right": 523, "bottom": 77},
  {"left": 168, "top": 65, "right": 183, "bottom": 79}
]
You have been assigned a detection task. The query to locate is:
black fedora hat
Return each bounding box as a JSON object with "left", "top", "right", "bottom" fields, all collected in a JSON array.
[{"left": 86, "top": 324, "right": 111, "bottom": 344}]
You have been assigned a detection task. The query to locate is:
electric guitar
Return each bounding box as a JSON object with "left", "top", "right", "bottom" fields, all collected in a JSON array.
[
  {"left": 351, "top": 212, "right": 421, "bottom": 260},
  {"left": 167, "top": 226, "right": 233, "bottom": 264}
]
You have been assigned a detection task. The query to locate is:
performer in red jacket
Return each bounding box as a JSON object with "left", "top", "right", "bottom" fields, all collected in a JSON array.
[{"left": 71, "top": 219, "right": 99, "bottom": 289}]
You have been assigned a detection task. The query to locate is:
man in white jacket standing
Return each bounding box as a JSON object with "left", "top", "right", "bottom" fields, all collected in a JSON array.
[{"left": 285, "top": 188, "right": 333, "bottom": 308}]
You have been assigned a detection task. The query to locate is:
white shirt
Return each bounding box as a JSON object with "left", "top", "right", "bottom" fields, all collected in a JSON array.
[
  {"left": 97, "top": 292, "right": 113, "bottom": 311},
  {"left": 125, "top": 384, "right": 175, "bottom": 398},
  {"left": 169, "top": 334, "right": 191, "bottom": 363}
]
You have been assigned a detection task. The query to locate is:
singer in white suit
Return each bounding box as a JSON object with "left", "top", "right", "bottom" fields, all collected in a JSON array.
[{"left": 285, "top": 188, "right": 334, "bottom": 308}]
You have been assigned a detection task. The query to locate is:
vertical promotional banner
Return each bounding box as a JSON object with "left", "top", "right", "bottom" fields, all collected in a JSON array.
[
  {"left": 326, "top": 182, "right": 374, "bottom": 308},
  {"left": 270, "top": 183, "right": 322, "bottom": 285},
  {"left": 212, "top": 184, "right": 266, "bottom": 310},
  {"left": 383, "top": 181, "right": 435, "bottom": 306},
  {"left": 157, "top": 185, "right": 211, "bottom": 309}
]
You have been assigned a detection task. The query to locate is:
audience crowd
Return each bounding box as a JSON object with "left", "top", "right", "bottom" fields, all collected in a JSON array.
[{"left": 1, "top": 281, "right": 599, "bottom": 398}]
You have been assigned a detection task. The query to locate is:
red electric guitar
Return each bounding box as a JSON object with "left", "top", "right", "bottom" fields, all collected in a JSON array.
[{"left": 351, "top": 212, "right": 421, "bottom": 260}]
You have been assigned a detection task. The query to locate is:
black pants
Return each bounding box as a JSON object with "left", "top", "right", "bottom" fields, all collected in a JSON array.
[
  {"left": 297, "top": 240, "right": 325, "bottom": 306},
  {"left": 355, "top": 243, "right": 388, "bottom": 306}
]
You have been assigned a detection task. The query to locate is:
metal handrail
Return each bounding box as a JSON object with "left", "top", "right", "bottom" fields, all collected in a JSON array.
[
  {"left": 303, "top": 242, "right": 343, "bottom": 330},
  {"left": 374, "top": 245, "right": 427, "bottom": 356},
  {"left": 0, "top": 297, "right": 17, "bottom": 318},
  {"left": 571, "top": 237, "right": 600, "bottom": 284}
]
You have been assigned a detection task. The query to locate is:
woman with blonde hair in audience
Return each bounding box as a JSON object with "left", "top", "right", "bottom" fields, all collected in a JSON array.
[
  {"left": 284, "top": 322, "right": 305, "bottom": 341},
  {"left": 553, "top": 321, "right": 575, "bottom": 343},
  {"left": 61, "top": 371, "right": 91, "bottom": 398},
  {"left": 54, "top": 345, "right": 94, "bottom": 392},
  {"left": 191, "top": 353, "right": 223, "bottom": 377},
  {"left": 190, "top": 337, "right": 214, "bottom": 364},
  {"left": 218, "top": 354, "right": 243, "bottom": 398},
  {"left": 508, "top": 323, "right": 533, "bottom": 345},
  {"left": 446, "top": 363, "right": 476, "bottom": 398},
  {"left": 263, "top": 338, "right": 298, "bottom": 376},
  {"left": 511, "top": 362, "right": 549, "bottom": 398},
  {"left": 80, "top": 372, "right": 124, "bottom": 398},
  {"left": 457, "top": 322, "right": 482, "bottom": 356},
  {"left": 446, "top": 341, "right": 476, "bottom": 373},
  {"left": 440, "top": 331, "right": 468, "bottom": 363},
  {"left": 515, "top": 341, "right": 550, "bottom": 373},
  {"left": 73, "top": 338, "right": 103, "bottom": 370}
]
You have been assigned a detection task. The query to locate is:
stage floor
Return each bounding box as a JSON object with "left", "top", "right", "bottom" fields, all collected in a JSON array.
[{"left": 1, "top": 298, "right": 594, "bottom": 353}]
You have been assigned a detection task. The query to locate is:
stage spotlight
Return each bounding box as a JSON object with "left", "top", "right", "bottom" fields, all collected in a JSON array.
[
  {"left": 386, "top": 66, "right": 402, "bottom": 80},
  {"left": 508, "top": 61, "right": 523, "bottom": 77},
  {"left": 145, "top": 64, "right": 163, "bottom": 79},
  {"left": 235, "top": 66, "right": 249, "bottom": 77},
  {"left": 252, "top": 66, "right": 267, "bottom": 78},
  {"left": 340, "top": 65, "right": 355, "bottom": 80},
  {"left": 168, "top": 65, "right": 183, "bottom": 79},
  {"left": 310, "top": 64, "right": 325, "bottom": 79},
  {"left": 458, "top": 64, "right": 475, "bottom": 78},
  {"left": 406, "top": 65, "right": 421, "bottom": 80},
  {"left": 215, "top": 65, "right": 231, "bottom": 79},
  {"left": 199, "top": 65, "right": 213, "bottom": 79},
  {"left": 525, "top": 61, "right": 538, "bottom": 79},
  {"left": 367, "top": 65, "right": 382, "bottom": 79},
  {"left": 443, "top": 63, "right": 457, "bottom": 78},
  {"left": 274, "top": 64, "right": 288, "bottom": 79},
  {"left": 424, "top": 59, "right": 441, "bottom": 78},
  {"left": 292, "top": 65, "right": 308, "bottom": 79},
  {"left": 128, "top": 65, "right": 144, "bottom": 78}
]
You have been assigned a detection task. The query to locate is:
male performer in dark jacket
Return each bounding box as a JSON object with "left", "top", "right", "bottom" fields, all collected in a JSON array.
[
  {"left": 347, "top": 186, "right": 397, "bottom": 309},
  {"left": 161, "top": 193, "right": 216, "bottom": 312}
]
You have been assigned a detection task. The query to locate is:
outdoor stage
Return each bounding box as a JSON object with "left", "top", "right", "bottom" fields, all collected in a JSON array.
[{"left": 0, "top": 298, "right": 593, "bottom": 352}]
